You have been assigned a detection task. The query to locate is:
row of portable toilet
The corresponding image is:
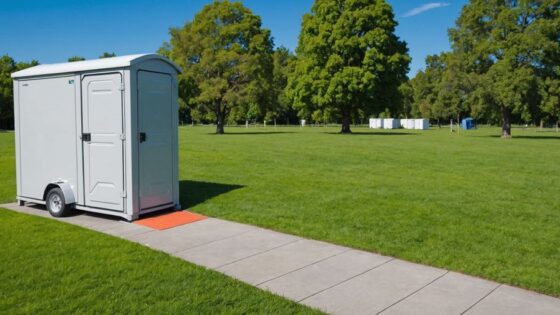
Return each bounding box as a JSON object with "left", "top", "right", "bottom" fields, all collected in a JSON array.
[{"left": 369, "top": 118, "right": 429, "bottom": 130}]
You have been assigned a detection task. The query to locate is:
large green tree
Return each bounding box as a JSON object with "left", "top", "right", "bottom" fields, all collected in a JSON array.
[
  {"left": 287, "top": 0, "right": 410, "bottom": 133},
  {"left": 434, "top": 52, "right": 474, "bottom": 125},
  {"left": 0, "top": 55, "right": 38, "bottom": 130},
  {"left": 166, "top": 0, "right": 273, "bottom": 134},
  {"left": 268, "top": 47, "right": 295, "bottom": 125},
  {"left": 409, "top": 54, "right": 446, "bottom": 123},
  {"left": 541, "top": 77, "right": 560, "bottom": 131},
  {"left": 449, "top": 0, "right": 560, "bottom": 137}
]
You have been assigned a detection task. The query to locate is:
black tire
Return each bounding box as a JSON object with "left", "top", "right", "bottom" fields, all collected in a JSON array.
[{"left": 46, "top": 188, "right": 72, "bottom": 217}]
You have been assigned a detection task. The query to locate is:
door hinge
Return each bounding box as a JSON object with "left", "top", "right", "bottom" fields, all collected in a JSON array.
[
  {"left": 118, "top": 83, "right": 125, "bottom": 91},
  {"left": 121, "top": 191, "right": 127, "bottom": 198},
  {"left": 120, "top": 133, "right": 126, "bottom": 140}
]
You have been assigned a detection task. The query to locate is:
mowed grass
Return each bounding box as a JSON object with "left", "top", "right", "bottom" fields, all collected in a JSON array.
[
  {"left": 1, "top": 126, "right": 559, "bottom": 299},
  {"left": 0, "top": 131, "right": 320, "bottom": 314},
  {"left": 0, "top": 209, "right": 321, "bottom": 314},
  {"left": 177, "top": 126, "right": 560, "bottom": 296}
]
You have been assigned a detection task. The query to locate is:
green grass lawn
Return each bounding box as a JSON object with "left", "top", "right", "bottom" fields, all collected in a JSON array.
[
  {"left": 177, "top": 125, "right": 560, "bottom": 296},
  {"left": 0, "top": 130, "right": 320, "bottom": 314},
  {"left": 0, "top": 209, "right": 321, "bottom": 314},
  {"left": 1, "top": 125, "right": 559, "bottom": 300}
]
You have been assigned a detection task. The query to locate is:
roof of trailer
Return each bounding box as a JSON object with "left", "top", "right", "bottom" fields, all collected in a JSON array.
[{"left": 11, "top": 54, "right": 181, "bottom": 78}]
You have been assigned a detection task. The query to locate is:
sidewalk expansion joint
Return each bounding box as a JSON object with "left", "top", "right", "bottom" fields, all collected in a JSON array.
[
  {"left": 377, "top": 270, "right": 450, "bottom": 314},
  {"left": 213, "top": 238, "right": 303, "bottom": 270},
  {"left": 169, "top": 228, "right": 257, "bottom": 255},
  {"left": 460, "top": 284, "right": 502, "bottom": 315},
  {"left": 298, "top": 257, "right": 396, "bottom": 303},
  {"left": 255, "top": 248, "right": 353, "bottom": 287}
]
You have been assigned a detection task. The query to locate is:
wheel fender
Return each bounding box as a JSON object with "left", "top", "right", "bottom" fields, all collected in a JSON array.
[{"left": 49, "top": 182, "right": 76, "bottom": 205}]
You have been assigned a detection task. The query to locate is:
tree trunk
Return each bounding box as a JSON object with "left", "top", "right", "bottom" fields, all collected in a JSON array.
[
  {"left": 216, "top": 115, "right": 225, "bottom": 134},
  {"left": 340, "top": 113, "right": 352, "bottom": 134},
  {"left": 501, "top": 108, "right": 512, "bottom": 138}
]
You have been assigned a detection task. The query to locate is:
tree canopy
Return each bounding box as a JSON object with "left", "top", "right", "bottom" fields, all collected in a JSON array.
[
  {"left": 408, "top": 0, "right": 560, "bottom": 137},
  {"left": 99, "top": 52, "right": 116, "bottom": 59},
  {"left": 268, "top": 47, "right": 296, "bottom": 124},
  {"left": 0, "top": 55, "right": 38, "bottom": 130},
  {"left": 287, "top": 0, "right": 410, "bottom": 133},
  {"left": 67, "top": 56, "right": 85, "bottom": 62},
  {"left": 165, "top": 0, "right": 274, "bottom": 134}
]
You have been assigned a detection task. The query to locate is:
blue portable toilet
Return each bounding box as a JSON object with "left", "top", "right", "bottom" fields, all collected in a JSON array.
[{"left": 461, "top": 118, "right": 475, "bottom": 130}]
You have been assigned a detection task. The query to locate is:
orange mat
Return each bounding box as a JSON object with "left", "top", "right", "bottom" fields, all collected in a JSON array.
[{"left": 135, "top": 211, "right": 207, "bottom": 230}]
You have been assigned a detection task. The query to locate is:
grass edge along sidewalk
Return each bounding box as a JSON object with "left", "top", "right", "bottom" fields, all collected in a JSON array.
[
  {"left": 0, "top": 208, "right": 322, "bottom": 315},
  {"left": 3, "top": 204, "right": 560, "bottom": 315}
]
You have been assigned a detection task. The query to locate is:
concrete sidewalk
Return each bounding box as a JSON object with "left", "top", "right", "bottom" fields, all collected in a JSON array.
[{"left": 3, "top": 203, "right": 560, "bottom": 315}]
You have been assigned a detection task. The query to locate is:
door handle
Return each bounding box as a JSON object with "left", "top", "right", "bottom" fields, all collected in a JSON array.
[
  {"left": 82, "top": 133, "right": 91, "bottom": 142},
  {"left": 139, "top": 132, "right": 147, "bottom": 143}
]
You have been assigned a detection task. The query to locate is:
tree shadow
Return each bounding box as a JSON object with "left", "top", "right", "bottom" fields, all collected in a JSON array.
[
  {"left": 325, "top": 131, "right": 419, "bottom": 136},
  {"left": 180, "top": 180, "right": 244, "bottom": 209},
  {"left": 485, "top": 135, "right": 559, "bottom": 140}
]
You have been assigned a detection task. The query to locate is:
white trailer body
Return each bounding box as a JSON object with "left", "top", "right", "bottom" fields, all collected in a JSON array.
[
  {"left": 383, "top": 118, "right": 400, "bottom": 129},
  {"left": 369, "top": 118, "right": 383, "bottom": 129},
  {"left": 401, "top": 119, "right": 415, "bottom": 129},
  {"left": 414, "top": 119, "right": 430, "bottom": 130},
  {"left": 11, "top": 54, "right": 181, "bottom": 221},
  {"left": 408, "top": 120, "right": 416, "bottom": 129}
]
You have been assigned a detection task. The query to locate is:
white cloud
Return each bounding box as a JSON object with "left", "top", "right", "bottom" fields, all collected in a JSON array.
[{"left": 403, "top": 2, "right": 450, "bottom": 17}]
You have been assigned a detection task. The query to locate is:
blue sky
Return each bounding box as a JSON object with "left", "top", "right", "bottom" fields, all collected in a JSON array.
[{"left": 0, "top": 0, "right": 467, "bottom": 76}]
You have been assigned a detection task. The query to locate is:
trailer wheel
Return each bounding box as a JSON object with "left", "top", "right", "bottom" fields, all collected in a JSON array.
[{"left": 46, "top": 187, "right": 72, "bottom": 217}]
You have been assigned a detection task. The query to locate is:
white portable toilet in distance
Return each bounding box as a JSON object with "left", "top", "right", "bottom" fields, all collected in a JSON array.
[
  {"left": 414, "top": 118, "right": 430, "bottom": 130},
  {"left": 369, "top": 118, "right": 383, "bottom": 129},
  {"left": 405, "top": 119, "right": 416, "bottom": 129},
  {"left": 11, "top": 54, "right": 181, "bottom": 220},
  {"left": 383, "top": 118, "right": 400, "bottom": 129}
]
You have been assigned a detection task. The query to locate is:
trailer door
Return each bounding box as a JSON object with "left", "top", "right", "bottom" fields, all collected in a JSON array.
[
  {"left": 137, "top": 71, "right": 174, "bottom": 210},
  {"left": 81, "top": 73, "right": 125, "bottom": 211}
]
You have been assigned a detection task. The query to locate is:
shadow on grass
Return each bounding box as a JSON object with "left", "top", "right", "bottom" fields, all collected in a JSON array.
[
  {"left": 180, "top": 180, "right": 244, "bottom": 209},
  {"left": 485, "top": 135, "right": 560, "bottom": 140},
  {"left": 325, "top": 131, "right": 419, "bottom": 136},
  {"left": 207, "top": 131, "right": 296, "bottom": 135}
]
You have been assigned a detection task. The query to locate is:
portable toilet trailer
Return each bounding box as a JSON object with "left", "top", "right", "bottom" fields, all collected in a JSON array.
[
  {"left": 407, "top": 119, "right": 416, "bottom": 129},
  {"left": 414, "top": 118, "right": 430, "bottom": 130},
  {"left": 400, "top": 119, "right": 415, "bottom": 129},
  {"left": 400, "top": 119, "right": 408, "bottom": 129},
  {"left": 11, "top": 54, "right": 181, "bottom": 220},
  {"left": 383, "top": 118, "right": 400, "bottom": 129},
  {"left": 369, "top": 118, "right": 383, "bottom": 129},
  {"left": 461, "top": 118, "right": 475, "bottom": 130}
]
